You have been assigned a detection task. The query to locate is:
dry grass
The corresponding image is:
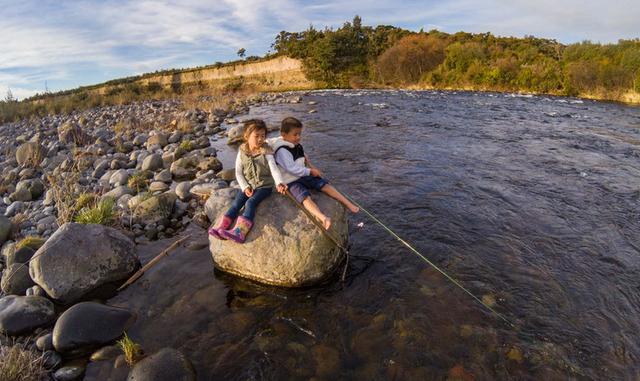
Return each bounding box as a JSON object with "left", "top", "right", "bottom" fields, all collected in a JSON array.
[
  {"left": 116, "top": 333, "right": 144, "bottom": 366},
  {"left": 0, "top": 343, "right": 47, "bottom": 381},
  {"left": 46, "top": 170, "right": 81, "bottom": 226},
  {"left": 15, "top": 236, "right": 46, "bottom": 251},
  {"left": 127, "top": 174, "right": 148, "bottom": 193}
]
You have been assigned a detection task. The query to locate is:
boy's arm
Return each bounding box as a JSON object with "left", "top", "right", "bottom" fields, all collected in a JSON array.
[
  {"left": 235, "top": 151, "right": 250, "bottom": 191},
  {"left": 275, "top": 148, "right": 310, "bottom": 177},
  {"left": 304, "top": 154, "right": 322, "bottom": 177}
]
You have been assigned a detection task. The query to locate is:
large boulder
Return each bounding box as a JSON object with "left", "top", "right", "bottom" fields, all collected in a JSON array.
[
  {"left": 204, "top": 187, "right": 238, "bottom": 222},
  {"left": 127, "top": 348, "right": 196, "bottom": 381},
  {"left": 209, "top": 192, "right": 348, "bottom": 287},
  {"left": 15, "top": 141, "right": 45, "bottom": 167},
  {"left": 0, "top": 295, "right": 55, "bottom": 336},
  {"left": 29, "top": 223, "right": 138, "bottom": 304},
  {"left": 53, "top": 302, "right": 135, "bottom": 356}
]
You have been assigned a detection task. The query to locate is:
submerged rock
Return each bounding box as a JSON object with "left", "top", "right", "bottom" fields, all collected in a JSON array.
[
  {"left": 209, "top": 192, "right": 348, "bottom": 287},
  {"left": 53, "top": 302, "right": 135, "bottom": 356},
  {"left": 127, "top": 347, "right": 196, "bottom": 381},
  {"left": 29, "top": 223, "right": 138, "bottom": 304}
]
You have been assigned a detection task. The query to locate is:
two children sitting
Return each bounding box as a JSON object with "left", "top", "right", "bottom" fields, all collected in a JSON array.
[{"left": 208, "top": 117, "right": 359, "bottom": 243}]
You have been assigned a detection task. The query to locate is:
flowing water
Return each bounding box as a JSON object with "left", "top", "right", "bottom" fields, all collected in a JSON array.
[{"left": 87, "top": 90, "right": 640, "bottom": 380}]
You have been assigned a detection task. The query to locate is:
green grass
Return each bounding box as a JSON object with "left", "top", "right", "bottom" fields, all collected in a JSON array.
[
  {"left": 116, "top": 333, "right": 144, "bottom": 366},
  {"left": 127, "top": 174, "right": 148, "bottom": 193},
  {"left": 74, "top": 197, "right": 116, "bottom": 225},
  {"left": 179, "top": 140, "right": 193, "bottom": 151},
  {"left": 75, "top": 192, "right": 97, "bottom": 211}
]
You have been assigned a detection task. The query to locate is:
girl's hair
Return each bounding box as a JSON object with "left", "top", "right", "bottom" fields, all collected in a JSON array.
[
  {"left": 241, "top": 118, "right": 272, "bottom": 154},
  {"left": 242, "top": 119, "right": 268, "bottom": 142}
]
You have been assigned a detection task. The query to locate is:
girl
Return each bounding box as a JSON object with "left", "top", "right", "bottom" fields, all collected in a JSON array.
[{"left": 209, "top": 119, "right": 287, "bottom": 243}]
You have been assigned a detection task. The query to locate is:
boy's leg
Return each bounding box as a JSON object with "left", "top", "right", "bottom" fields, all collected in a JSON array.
[
  {"left": 321, "top": 184, "right": 360, "bottom": 213},
  {"left": 302, "top": 196, "right": 331, "bottom": 230}
]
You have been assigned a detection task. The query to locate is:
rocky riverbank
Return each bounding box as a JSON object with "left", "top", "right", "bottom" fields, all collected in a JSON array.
[{"left": 0, "top": 91, "right": 317, "bottom": 381}]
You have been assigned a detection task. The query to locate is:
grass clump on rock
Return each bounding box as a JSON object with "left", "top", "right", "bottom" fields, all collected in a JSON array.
[
  {"left": 75, "top": 197, "right": 116, "bottom": 225},
  {"left": 179, "top": 140, "right": 193, "bottom": 152},
  {"left": 127, "top": 174, "right": 148, "bottom": 193},
  {"left": 0, "top": 343, "right": 47, "bottom": 381},
  {"left": 15, "top": 235, "right": 46, "bottom": 251},
  {"left": 117, "top": 333, "right": 144, "bottom": 366}
]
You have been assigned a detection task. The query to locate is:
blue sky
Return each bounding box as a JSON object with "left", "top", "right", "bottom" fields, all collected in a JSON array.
[{"left": 2, "top": 0, "right": 639, "bottom": 100}]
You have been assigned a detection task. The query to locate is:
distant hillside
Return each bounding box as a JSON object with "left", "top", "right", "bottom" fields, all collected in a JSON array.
[{"left": 2, "top": 16, "right": 639, "bottom": 122}]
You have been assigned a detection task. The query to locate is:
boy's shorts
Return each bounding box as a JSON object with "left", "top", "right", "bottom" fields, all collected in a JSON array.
[{"left": 288, "top": 176, "right": 329, "bottom": 203}]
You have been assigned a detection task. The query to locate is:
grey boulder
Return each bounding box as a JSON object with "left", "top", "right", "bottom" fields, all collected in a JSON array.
[
  {"left": 0, "top": 295, "right": 55, "bottom": 336},
  {"left": 29, "top": 223, "right": 138, "bottom": 304}
]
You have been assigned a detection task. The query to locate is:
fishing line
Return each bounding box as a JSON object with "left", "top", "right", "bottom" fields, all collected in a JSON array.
[{"left": 343, "top": 192, "right": 515, "bottom": 328}]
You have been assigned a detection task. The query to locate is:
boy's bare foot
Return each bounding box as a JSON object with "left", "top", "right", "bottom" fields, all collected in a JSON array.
[
  {"left": 323, "top": 216, "right": 332, "bottom": 230},
  {"left": 348, "top": 205, "right": 360, "bottom": 213}
]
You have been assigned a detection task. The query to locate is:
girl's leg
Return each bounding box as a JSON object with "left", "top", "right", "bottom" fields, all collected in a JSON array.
[
  {"left": 302, "top": 196, "right": 331, "bottom": 230},
  {"left": 225, "top": 190, "right": 249, "bottom": 219},
  {"left": 241, "top": 187, "right": 273, "bottom": 221},
  {"left": 320, "top": 184, "right": 359, "bottom": 213}
]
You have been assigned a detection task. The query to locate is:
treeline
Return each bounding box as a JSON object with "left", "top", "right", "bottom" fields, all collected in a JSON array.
[{"left": 273, "top": 16, "right": 640, "bottom": 96}]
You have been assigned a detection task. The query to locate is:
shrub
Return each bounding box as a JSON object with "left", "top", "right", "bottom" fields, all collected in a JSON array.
[
  {"left": 75, "top": 192, "right": 97, "bottom": 211},
  {"left": 75, "top": 197, "right": 116, "bottom": 225},
  {"left": 179, "top": 140, "right": 193, "bottom": 151}
]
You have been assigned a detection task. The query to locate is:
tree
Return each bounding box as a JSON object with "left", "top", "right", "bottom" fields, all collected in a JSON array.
[
  {"left": 5, "top": 88, "right": 15, "bottom": 102},
  {"left": 237, "top": 48, "right": 246, "bottom": 59}
]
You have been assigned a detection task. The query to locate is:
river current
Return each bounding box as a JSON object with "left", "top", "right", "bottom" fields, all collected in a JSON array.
[{"left": 89, "top": 90, "right": 640, "bottom": 380}]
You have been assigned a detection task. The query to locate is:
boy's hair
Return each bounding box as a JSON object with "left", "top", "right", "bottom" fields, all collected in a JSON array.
[
  {"left": 281, "top": 117, "right": 303, "bottom": 134},
  {"left": 242, "top": 119, "right": 268, "bottom": 141}
]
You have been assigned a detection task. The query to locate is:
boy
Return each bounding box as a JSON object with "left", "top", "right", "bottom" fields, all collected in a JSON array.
[{"left": 270, "top": 117, "right": 359, "bottom": 229}]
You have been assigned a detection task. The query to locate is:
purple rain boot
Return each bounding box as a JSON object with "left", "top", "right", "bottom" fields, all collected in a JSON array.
[
  {"left": 220, "top": 216, "right": 253, "bottom": 244},
  {"left": 208, "top": 215, "right": 233, "bottom": 240}
]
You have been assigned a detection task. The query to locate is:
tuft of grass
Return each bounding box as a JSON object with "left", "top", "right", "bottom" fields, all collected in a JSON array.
[
  {"left": 16, "top": 236, "right": 46, "bottom": 251},
  {"left": 75, "top": 197, "right": 116, "bottom": 225},
  {"left": 127, "top": 174, "right": 148, "bottom": 193},
  {"left": 117, "top": 333, "right": 144, "bottom": 366},
  {"left": 0, "top": 343, "right": 47, "bottom": 381},
  {"left": 178, "top": 140, "right": 193, "bottom": 151},
  {"left": 176, "top": 118, "right": 194, "bottom": 133},
  {"left": 75, "top": 192, "right": 97, "bottom": 211}
]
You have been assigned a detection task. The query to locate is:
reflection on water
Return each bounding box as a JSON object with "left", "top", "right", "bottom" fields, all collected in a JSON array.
[{"left": 88, "top": 90, "right": 640, "bottom": 380}]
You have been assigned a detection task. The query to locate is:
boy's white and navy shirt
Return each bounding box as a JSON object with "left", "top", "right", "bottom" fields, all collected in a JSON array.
[{"left": 267, "top": 137, "right": 309, "bottom": 184}]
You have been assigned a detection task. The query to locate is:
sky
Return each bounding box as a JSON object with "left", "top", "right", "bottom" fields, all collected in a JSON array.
[{"left": 1, "top": 0, "right": 639, "bottom": 100}]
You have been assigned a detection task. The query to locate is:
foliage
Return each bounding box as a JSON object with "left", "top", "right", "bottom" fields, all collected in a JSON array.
[
  {"left": 74, "top": 197, "right": 116, "bottom": 225},
  {"left": 117, "top": 333, "right": 144, "bottom": 366},
  {"left": 16, "top": 235, "right": 46, "bottom": 251},
  {"left": 127, "top": 174, "right": 148, "bottom": 193}
]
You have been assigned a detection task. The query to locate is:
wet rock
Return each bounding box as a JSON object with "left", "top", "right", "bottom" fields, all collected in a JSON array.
[
  {"left": 53, "top": 302, "right": 135, "bottom": 356},
  {"left": 16, "top": 141, "right": 45, "bottom": 166},
  {"left": 312, "top": 344, "right": 341, "bottom": 378},
  {"left": 141, "top": 153, "right": 164, "bottom": 171},
  {"left": 209, "top": 192, "right": 348, "bottom": 287},
  {"left": 0, "top": 295, "right": 55, "bottom": 335},
  {"left": 29, "top": 223, "right": 138, "bottom": 304},
  {"left": 1, "top": 263, "right": 35, "bottom": 295},
  {"left": 127, "top": 347, "right": 196, "bottom": 381}
]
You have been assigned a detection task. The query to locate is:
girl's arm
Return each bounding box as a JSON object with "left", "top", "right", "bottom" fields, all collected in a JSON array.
[
  {"left": 235, "top": 151, "right": 250, "bottom": 191},
  {"left": 266, "top": 154, "right": 285, "bottom": 185}
]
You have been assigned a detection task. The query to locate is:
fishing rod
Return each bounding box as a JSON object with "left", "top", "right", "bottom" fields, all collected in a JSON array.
[{"left": 341, "top": 191, "right": 516, "bottom": 328}]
